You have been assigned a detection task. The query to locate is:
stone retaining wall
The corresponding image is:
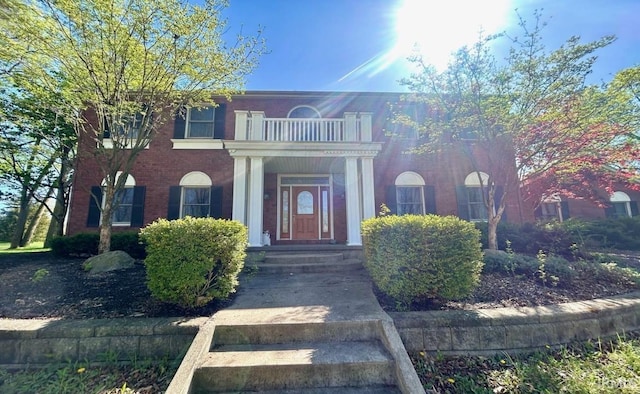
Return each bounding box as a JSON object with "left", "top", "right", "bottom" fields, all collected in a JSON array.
[
  {"left": 392, "top": 291, "right": 640, "bottom": 356},
  {"left": 0, "top": 317, "right": 205, "bottom": 369}
]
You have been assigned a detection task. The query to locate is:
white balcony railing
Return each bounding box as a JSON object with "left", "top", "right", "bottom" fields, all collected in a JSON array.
[{"left": 234, "top": 111, "right": 372, "bottom": 142}]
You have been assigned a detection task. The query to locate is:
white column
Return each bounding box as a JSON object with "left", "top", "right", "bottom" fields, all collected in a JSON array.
[
  {"left": 345, "top": 157, "right": 362, "bottom": 245},
  {"left": 361, "top": 157, "right": 376, "bottom": 220},
  {"left": 250, "top": 111, "right": 265, "bottom": 141},
  {"left": 234, "top": 110, "right": 249, "bottom": 140},
  {"left": 232, "top": 156, "right": 248, "bottom": 224},
  {"left": 344, "top": 112, "right": 357, "bottom": 141},
  {"left": 360, "top": 112, "right": 372, "bottom": 142},
  {"left": 247, "top": 157, "right": 264, "bottom": 246}
]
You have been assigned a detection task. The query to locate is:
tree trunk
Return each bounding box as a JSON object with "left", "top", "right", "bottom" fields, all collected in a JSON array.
[
  {"left": 44, "top": 194, "right": 66, "bottom": 247},
  {"left": 20, "top": 202, "right": 46, "bottom": 247},
  {"left": 98, "top": 185, "right": 115, "bottom": 254},
  {"left": 487, "top": 217, "right": 499, "bottom": 250},
  {"left": 9, "top": 188, "right": 30, "bottom": 249}
]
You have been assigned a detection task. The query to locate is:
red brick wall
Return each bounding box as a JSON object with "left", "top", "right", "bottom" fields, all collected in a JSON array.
[{"left": 67, "top": 92, "right": 531, "bottom": 238}]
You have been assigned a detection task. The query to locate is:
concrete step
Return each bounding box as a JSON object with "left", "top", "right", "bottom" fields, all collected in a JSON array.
[
  {"left": 254, "top": 259, "right": 363, "bottom": 274},
  {"left": 190, "top": 340, "right": 396, "bottom": 393},
  {"left": 216, "top": 386, "right": 401, "bottom": 394},
  {"left": 264, "top": 252, "right": 345, "bottom": 265},
  {"left": 212, "top": 321, "right": 381, "bottom": 347}
]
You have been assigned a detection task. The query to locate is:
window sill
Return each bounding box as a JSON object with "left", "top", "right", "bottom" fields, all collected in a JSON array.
[
  {"left": 102, "top": 139, "right": 150, "bottom": 150},
  {"left": 112, "top": 223, "right": 131, "bottom": 227},
  {"left": 171, "top": 139, "right": 224, "bottom": 150}
]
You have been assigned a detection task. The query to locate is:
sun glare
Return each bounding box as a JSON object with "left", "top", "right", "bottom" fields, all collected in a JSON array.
[{"left": 393, "top": 0, "right": 511, "bottom": 70}]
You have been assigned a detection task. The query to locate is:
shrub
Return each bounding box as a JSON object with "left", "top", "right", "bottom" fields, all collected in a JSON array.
[
  {"left": 476, "top": 221, "right": 578, "bottom": 258},
  {"left": 362, "top": 214, "right": 483, "bottom": 305},
  {"left": 482, "top": 249, "right": 538, "bottom": 276},
  {"left": 50, "top": 233, "right": 99, "bottom": 256},
  {"left": 140, "top": 217, "right": 247, "bottom": 308},
  {"left": 564, "top": 217, "right": 640, "bottom": 251},
  {"left": 50, "top": 231, "right": 145, "bottom": 258}
]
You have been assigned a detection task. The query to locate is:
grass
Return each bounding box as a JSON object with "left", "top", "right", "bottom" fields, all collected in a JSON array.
[
  {"left": 413, "top": 333, "right": 640, "bottom": 393},
  {"left": 0, "top": 241, "right": 49, "bottom": 254},
  {"left": 0, "top": 356, "right": 179, "bottom": 394}
]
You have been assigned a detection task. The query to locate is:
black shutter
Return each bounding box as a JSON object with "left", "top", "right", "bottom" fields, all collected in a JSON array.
[
  {"left": 87, "top": 186, "right": 103, "bottom": 227},
  {"left": 456, "top": 185, "right": 469, "bottom": 220},
  {"left": 168, "top": 186, "right": 181, "bottom": 220},
  {"left": 214, "top": 103, "right": 226, "bottom": 139},
  {"left": 210, "top": 186, "right": 223, "bottom": 218},
  {"left": 130, "top": 186, "right": 146, "bottom": 227},
  {"left": 386, "top": 186, "right": 397, "bottom": 214},
  {"left": 424, "top": 185, "right": 436, "bottom": 214},
  {"left": 560, "top": 201, "right": 570, "bottom": 220},
  {"left": 495, "top": 185, "right": 506, "bottom": 222},
  {"left": 630, "top": 201, "right": 639, "bottom": 217},
  {"left": 173, "top": 107, "right": 186, "bottom": 139}
]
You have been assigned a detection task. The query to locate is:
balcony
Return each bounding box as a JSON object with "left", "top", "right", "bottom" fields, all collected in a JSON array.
[{"left": 234, "top": 111, "right": 372, "bottom": 142}]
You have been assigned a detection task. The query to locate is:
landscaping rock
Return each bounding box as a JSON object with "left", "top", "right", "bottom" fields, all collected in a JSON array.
[{"left": 83, "top": 250, "right": 135, "bottom": 274}]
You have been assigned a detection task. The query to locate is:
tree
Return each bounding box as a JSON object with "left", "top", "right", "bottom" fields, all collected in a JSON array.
[
  {"left": 0, "top": 89, "right": 76, "bottom": 248},
  {"left": 396, "top": 12, "right": 638, "bottom": 250},
  {"left": 2, "top": 0, "right": 264, "bottom": 253}
]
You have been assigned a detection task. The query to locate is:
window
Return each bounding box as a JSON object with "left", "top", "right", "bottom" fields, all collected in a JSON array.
[
  {"left": 463, "top": 172, "right": 490, "bottom": 221},
  {"left": 609, "top": 191, "right": 632, "bottom": 218},
  {"left": 187, "top": 107, "right": 215, "bottom": 138},
  {"left": 395, "top": 172, "right": 425, "bottom": 215},
  {"left": 167, "top": 171, "right": 223, "bottom": 220},
  {"left": 118, "top": 112, "right": 143, "bottom": 140},
  {"left": 287, "top": 105, "right": 321, "bottom": 119},
  {"left": 94, "top": 172, "right": 142, "bottom": 227},
  {"left": 182, "top": 187, "right": 211, "bottom": 217},
  {"left": 539, "top": 194, "right": 563, "bottom": 221},
  {"left": 112, "top": 188, "right": 134, "bottom": 224}
]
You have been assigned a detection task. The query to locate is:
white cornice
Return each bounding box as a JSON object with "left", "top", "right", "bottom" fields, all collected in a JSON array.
[
  {"left": 223, "top": 140, "right": 382, "bottom": 158},
  {"left": 171, "top": 139, "right": 224, "bottom": 150}
]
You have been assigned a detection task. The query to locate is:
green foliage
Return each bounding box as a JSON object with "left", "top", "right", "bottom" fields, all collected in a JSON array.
[
  {"left": 565, "top": 217, "right": 640, "bottom": 251},
  {"left": 31, "top": 268, "right": 50, "bottom": 282},
  {"left": 476, "top": 221, "right": 577, "bottom": 257},
  {"left": 50, "top": 231, "right": 144, "bottom": 258},
  {"left": 140, "top": 217, "right": 247, "bottom": 308},
  {"left": 413, "top": 334, "right": 640, "bottom": 393},
  {"left": 361, "top": 214, "right": 483, "bottom": 305}
]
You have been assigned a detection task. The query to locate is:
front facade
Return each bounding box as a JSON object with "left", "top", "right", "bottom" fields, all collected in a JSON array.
[{"left": 67, "top": 91, "right": 529, "bottom": 246}]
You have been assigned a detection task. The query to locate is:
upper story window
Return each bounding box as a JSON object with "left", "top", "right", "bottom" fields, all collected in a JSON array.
[
  {"left": 187, "top": 107, "right": 215, "bottom": 138},
  {"left": 288, "top": 105, "right": 321, "bottom": 119},
  {"left": 172, "top": 104, "right": 226, "bottom": 146}
]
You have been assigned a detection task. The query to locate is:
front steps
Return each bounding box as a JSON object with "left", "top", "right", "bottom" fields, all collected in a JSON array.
[
  {"left": 167, "top": 250, "right": 424, "bottom": 394},
  {"left": 248, "top": 247, "right": 365, "bottom": 274},
  {"left": 190, "top": 321, "right": 400, "bottom": 393}
]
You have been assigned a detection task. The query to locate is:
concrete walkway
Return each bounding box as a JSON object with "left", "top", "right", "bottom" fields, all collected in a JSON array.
[{"left": 167, "top": 265, "right": 425, "bottom": 393}]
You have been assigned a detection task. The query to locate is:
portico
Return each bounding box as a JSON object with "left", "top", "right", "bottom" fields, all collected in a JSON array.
[{"left": 225, "top": 111, "right": 381, "bottom": 247}]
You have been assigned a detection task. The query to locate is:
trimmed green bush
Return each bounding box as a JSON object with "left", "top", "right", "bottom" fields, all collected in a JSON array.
[
  {"left": 50, "top": 231, "right": 145, "bottom": 258},
  {"left": 564, "top": 217, "right": 640, "bottom": 251},
  {"left": 362, "top": 214, "right": 483, "bottom": 304},
  {"left": 140, "top": 217, "right": 247, "bottom": 308}
]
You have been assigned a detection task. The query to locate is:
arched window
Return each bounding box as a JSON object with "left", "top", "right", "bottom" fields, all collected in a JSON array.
[
  {"left": 610, "top": 191, "right": 632, "bottom": 218},
  {"left": 395, "top": 171, "right": 425, "bottom": 215},
  {"left": 180, "top": 171, "right": 212, "bottom": 218},
  {"left": 540, "top": 194, "right": 563, "bottom": 222},
  {"left": 102, "top": 172, "right": 136, "bottom": 225},
  {"left": 463, "top": 172, "right": 489, "bottom": 221},
  {"left": 287, "top": 105, "right": 321, "bottom": 119}
]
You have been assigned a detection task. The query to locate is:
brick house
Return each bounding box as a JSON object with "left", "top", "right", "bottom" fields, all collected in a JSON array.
[
  {"left": 534, "top": 189, "right": 640, "bottom": 222},
  {"left": 67, "top": 91, "right": 532, "bottom": 247}
]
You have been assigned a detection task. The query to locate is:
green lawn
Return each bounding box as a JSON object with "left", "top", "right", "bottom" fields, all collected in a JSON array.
[{"left": 0, "top": 241, "right": 49, "bottom": 254}]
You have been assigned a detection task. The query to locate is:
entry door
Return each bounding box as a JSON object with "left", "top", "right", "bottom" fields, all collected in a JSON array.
[{"left": 292, "top": 186, "right": 319, "bottom": 240}]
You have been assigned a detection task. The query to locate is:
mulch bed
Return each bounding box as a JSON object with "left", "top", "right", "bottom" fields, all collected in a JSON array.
[
  {"left": 1, "top": 250, "right": 639, "bottom": 319},
  {"left": 0, "top": 252, "right": 230, "bottom": 320}
]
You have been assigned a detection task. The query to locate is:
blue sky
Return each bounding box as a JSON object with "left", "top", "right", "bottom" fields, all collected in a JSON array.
[{"left": 222, "top": 0, "right": 640, "bottom": 92}]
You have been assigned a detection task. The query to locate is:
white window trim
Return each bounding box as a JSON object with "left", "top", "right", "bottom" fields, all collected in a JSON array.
[
  {"left": 100, "top": 172, "right": 136, "bottom": 226},
  {"left": 179, "top": 171, "right": 213, "bottom": 219},
  {"left": 102, "top": 139, "right": 150, "bottom": 150},
  {"left": 287, "top": 105, "right": 321, "bottom": 118},
  {"left": 395, "top": 171, "right": 426, "bottom": 215},
  {"left": 610, "top": 191, "right": 632, "bottom": 218},
  {"left": 186, "top": 107, "right": 216, "bottom": 139},
  {"left": 171, "top": 139, "right": 224, "bottom": 150}
]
